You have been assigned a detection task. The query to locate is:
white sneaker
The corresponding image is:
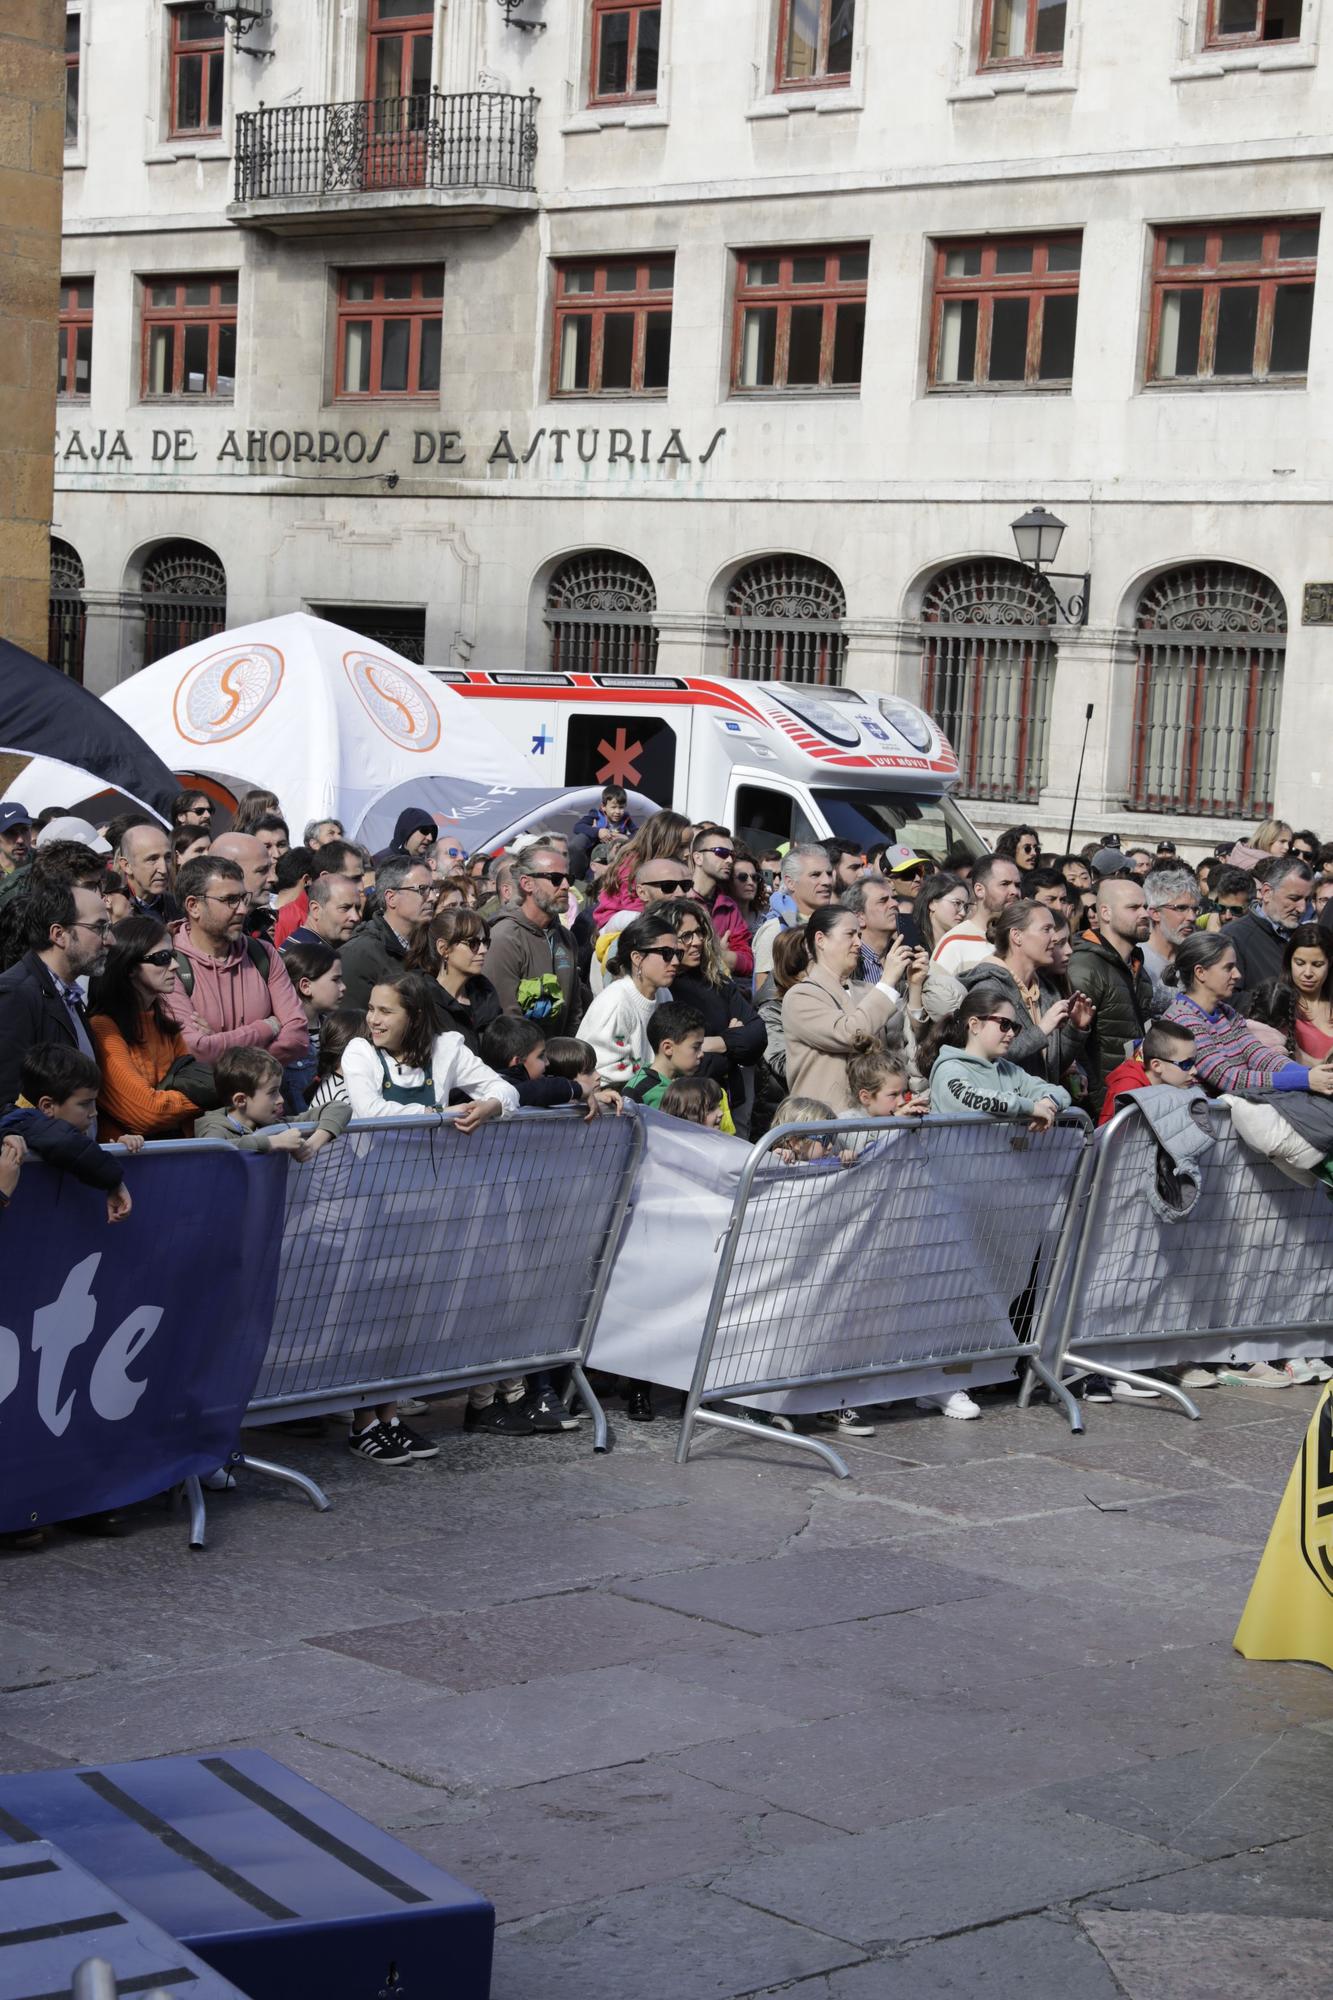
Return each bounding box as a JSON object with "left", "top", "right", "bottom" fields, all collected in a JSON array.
[
  {"left": 1284, "top": 1359, "right": 1325, "bottom": 1385},
  {"left": 1216, "top": 1361, "right": 1291, "bottom": 1389},
  {"left": 916, "top": 1391, "right": 981, "bottom": 1421},
  {"left": 1309, "top": 1360, "right": 1333, "bottom": 1382},
  {"left": 1110, "top": 1379, "right": 1163, "bottom": 1402},
  {"left": 1180, "top": 1367, "right": 1217, "bottom": 1389}
]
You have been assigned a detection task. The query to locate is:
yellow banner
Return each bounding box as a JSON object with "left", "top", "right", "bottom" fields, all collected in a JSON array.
[{"left": 1234, "top": 1383, "right": 1333, "bottom": 1671}]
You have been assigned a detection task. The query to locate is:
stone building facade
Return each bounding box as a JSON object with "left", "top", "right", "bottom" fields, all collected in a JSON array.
[{"left": 49, "top": 0, "right": 1333, "bottom": 846}]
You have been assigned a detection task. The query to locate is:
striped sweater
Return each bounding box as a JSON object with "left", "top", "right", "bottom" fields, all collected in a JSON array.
[{"left": 1163, "top": 996, "right": 1308, "bottom": 1095}]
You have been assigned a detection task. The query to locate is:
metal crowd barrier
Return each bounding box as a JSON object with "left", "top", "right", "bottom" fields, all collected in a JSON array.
[
  {"left": 1030, "top": 1101, "right": 1333, "bottom": 1419},
  {"left": 675, "top": 1111, "right": 1094, "bottom": 1477},
  {"left": 243, "top": 1109, "right": 643, "bottom": 1486}
]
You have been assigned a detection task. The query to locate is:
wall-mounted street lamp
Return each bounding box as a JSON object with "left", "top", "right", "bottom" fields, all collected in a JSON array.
[
  {"left": 496, "top": 0, "right": 547, "bottom": 31},
  {"left": 1010, "top": 506, "right": 1090, "bottom": 627},
  {"left": 207, "top": 0, "right": 272, "bottom": 53}
]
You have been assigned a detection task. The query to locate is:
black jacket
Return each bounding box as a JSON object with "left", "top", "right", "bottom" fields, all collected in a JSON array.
[
  {"left": 339, "top": 911, "right": 413, "bottom": 1012},
  {"left": 0, "top": 1105, "right": 124, "bottom": 1191},
  {"left": 1067, "top": 932, "right": 1153, "bottom": 1114},
  {"left": 425, "top": 974, "right": 503, "bottom": 1058},
  {"left": 1222, "top": 912, "right": 1291, "bottom": 1012},
  {"left": 0, "top": 952, "right": 88, "bottom": 1108},
  {"left": 672, "top": 969, "right": 766, "bottom": 1135}
]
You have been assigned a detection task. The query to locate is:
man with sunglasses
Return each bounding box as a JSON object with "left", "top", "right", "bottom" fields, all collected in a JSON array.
[
  {"left": 165, "top": 855, "right": 309, "bottom": 1068},
  {"left": 0, "top": 879, "right": 111, "bottom": 1107},
  {"left": 486, "top": 846, "right": 581, "bottom": 1036},
  {"left": 339, "top": 855, "right": 441, "bottom": 1012},
  {"left": 588, "top": 856, "right": 698, "bottom": 994},
  {"left": 690, "top": 828, "right": 753, "bottom": 979}
]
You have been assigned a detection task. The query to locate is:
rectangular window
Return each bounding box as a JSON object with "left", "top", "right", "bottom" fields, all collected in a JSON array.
[
  {"left": 1150, "top": 219, "right": 1317, "bottom": 383},
  {"left": 979, "top": 0, "right": 1067, "bottom": 67},
  {"left": 141, "top": 274, "right": 238, "bottom": 398},
  {"left": 1205, "top": 0, "right": 1303, "bottom": 46},
  {"left": 930, "top": 235, "right": 1080, "bottom": 390},
  {"left": 58, "top": 279, "right": 93, "bottom": 398},
  {"left": 169, "top": 5, "right": 224, "bottom": 136},
  {"left": 590, "top": 1, "right": 661, "bottom": 102},
  {"left": 552, "top": 257, "right": 673, "bottom": 395},
  {"left": 777, "top": 0, "right": 856, "bottom": 88},
  {"left": 65, "top": 13, "right": 80, "bottom": 144},
  {"left": 733, "top": 245, "right": 867, "bottom": 393},
  {"left": 336, "top": 267, "right": 444, "bottom": 398}
]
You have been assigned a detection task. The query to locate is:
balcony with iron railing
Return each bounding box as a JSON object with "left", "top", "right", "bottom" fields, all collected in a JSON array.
[{"left": 228, "top": 90, "right": 539, "bottom": 232}]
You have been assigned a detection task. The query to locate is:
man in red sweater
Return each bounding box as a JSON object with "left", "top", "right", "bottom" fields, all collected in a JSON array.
[{"left": 1098, "top": 1020, "right": 1198, "bottom": 1126}]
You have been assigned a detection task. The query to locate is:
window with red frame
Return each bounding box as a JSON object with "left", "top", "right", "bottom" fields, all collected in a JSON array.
[
  {"left": 337, "top": 268, "right": 443, "bottom": 398},
  {"left": 58, "top": 279, "right": 93, "bottom": 398},
  {"left": 142, "top": 275, "right": 237, "bottom": 397},
  {"left": 366, "top": 0, "right": 433, "bottom": 104},
  {"left": 552, "top": 258, "right": 673, "bottom": 395},
  {"left": 590, "top": 1, "right": 661, "bottom": 102},
  {"left": 777, "top": 0, "right": 856, "bottom": 87},
  {"left": 1149, "top": 219, "right": 1317, "bottom": 383},
  {"left": 169, "top": 6, "right": 224, "bottom": 136},
  {"left": 930, "top": 235, "right": 1080, "bottom": 390},
  {"left": 733, "top": 246, "right": 867, "bottom": 392},
  {"left": 979, "top": 0, "right": 1066, "bottom": 67},
  {"left": 65, "top": 14, "right": 80, "bottom": 145},
  {"left": 1205, "top": 0, "right": 1302, "bottom": 46}
]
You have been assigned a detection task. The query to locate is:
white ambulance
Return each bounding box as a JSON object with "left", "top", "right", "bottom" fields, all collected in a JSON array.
[{"left": 434, "top": 669, "right": 984, "bottom": 862}]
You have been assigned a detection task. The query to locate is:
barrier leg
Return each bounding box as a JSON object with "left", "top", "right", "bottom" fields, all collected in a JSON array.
[
  {"left": 569, "top": 1363, "right": 609, "bottom": 1454},
  {"left": 182, "top": 1476, "right": 207, "bottom": 1552},
  {"left": 685, "top": 1406, "right": 852, "bottom": 1479},
  {"left": 1025, "top": 1356, "right": 1085, "bottom": 1434},
  {"left": 1064, "top": 1352, "right": 1200, "bottom": 1420},
  {"left": 239, "top": 1455, "right": 332, "bottom": 1511}
]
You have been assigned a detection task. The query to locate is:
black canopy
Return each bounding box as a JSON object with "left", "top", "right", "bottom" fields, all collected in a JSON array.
[{"left": 0, "top": 637, "right": 177, "bottom": 822}]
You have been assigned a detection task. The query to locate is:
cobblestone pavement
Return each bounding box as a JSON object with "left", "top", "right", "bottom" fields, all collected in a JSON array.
[{"left": 5, "top": 1382, "right": 1333, "bottom": 1998}]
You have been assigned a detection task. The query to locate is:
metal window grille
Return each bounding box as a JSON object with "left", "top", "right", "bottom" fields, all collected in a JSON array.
[
  {"left": 233, "top": 91, "right": 539, "bottom": 202},
  {"left": 48, "top": 538, "right": 86, "bottom": 684},
  {"left": 726, "top": 556, "right": 848, "bottom": 686},
  {"left": 312, "top": 604, "right": 426, "bottom": 664},
  {"left": 545, "top": 550, "right": 659, "bottom": 676},
  {"left": 1129, "top": 563, "right": 1286, "bottom": 818},
  {"left": 919, "top": 560, "right": 1058, "bottom": 803},
  {"left": 138, "top": 540, "right": 227, "bottom": 667}
]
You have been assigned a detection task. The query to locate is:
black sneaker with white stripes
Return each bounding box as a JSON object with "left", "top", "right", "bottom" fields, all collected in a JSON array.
[
  {"left": 385, "top": 1417, "right": 440, "bottom": 1460},
  {"left": 348, "top": 1421, "right": 412, "bottom": 1466}
]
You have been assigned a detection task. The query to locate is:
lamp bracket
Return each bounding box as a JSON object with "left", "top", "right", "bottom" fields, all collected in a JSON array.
[
  {"left": 496, "top": 0, "right": 547, "bottom": 29},
  {"left": 1029, "top": 569, "right": 1091, "bottom": 628}
]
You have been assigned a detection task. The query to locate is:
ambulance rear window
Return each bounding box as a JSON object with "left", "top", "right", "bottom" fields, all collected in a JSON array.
[
  {"left": 814, "top": 789, "right": 984, "bottom": 865},
  {"left": 565, "top": 714, "right": 677, "bottom": 806}
]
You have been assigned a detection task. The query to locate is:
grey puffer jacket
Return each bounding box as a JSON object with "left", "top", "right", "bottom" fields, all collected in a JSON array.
[{"left": 959, "top": 960, "right": 1089, "bottom": 1087}]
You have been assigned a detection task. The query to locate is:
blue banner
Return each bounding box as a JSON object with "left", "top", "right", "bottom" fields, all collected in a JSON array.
[{"left": 0, "top": 1144, "right": 285, "bottom": 1532}]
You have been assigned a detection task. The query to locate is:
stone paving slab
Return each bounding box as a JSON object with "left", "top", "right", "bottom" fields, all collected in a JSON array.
[
  {"left": 1078, "top": 1908, "right": 1333, "bottom": 2000},
  {"left": 612, "top": 1544, "right": 995, "bottom": 1634},
  {"left": 751, "top": 1913, "right": 1128, "bottom": 1998}
]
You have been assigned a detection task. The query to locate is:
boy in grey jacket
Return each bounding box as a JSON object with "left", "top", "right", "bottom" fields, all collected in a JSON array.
[{"left": 195, "top": 1046, "right": 351, "bottom": 1158}]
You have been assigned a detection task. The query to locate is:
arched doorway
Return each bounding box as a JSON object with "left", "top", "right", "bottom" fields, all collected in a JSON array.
[
  {"left": 138, "top": 540, "right": 227, "bottom": 666},
  {"left": 725, "top": 556, "right": 847, "bottom": 685},
  {"left": 544, "top": 550, "right": 659, "bottom": 675},
  {"left": 48, "top": 538, "right": 86, "bottom": 683},
  {"left": 1129, "top": 563, "right": 1285, "bottom": 817},
  {"left": 918, "top": 559, "right": 1058, "bottom": 803}
]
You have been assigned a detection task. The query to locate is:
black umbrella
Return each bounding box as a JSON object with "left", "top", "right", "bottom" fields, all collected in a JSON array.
[{"left": 0, "top": 636, "right": 178, "bottom": 822}]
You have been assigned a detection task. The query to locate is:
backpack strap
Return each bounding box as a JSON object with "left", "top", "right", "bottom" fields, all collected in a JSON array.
[{"left": 173, "top": 935, "right": 271, "bottom": 1002}]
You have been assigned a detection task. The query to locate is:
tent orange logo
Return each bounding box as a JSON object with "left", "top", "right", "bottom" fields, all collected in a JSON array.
[
  {"left": 343, "top": 651, "right": 442, "bottom": 754},
  {"left": 173, "top": 645, "right": 284, "bottom": 745}
]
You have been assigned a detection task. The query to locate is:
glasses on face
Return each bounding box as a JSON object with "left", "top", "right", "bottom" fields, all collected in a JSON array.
[
  {"left": 646, "top": 877, "right": 694, "bottom": 893},
  {"left": 1218, "top": 902, "right": 1248, "bottom": 917},
  {"left": 648, "top": 944, "right": 684, "bottom": 964},
  {"left": 1160, "top": 902, "right": 1199, "bottom": 916},
  {"left": 674, "top": 927, "right": 703, "bottom": 943},
  {"left": 981, "top": 1015, "right": 1020, "bottom": 1036},
  {"left": 70, "top": 918, "right": 112, "bottom": 938},
  {"left": 527, "top": 870, "right": 569, "bottom": 887},
  {"left": 701, "top": 847, "right": 734, "bottom": 861},
  {"left": 1166, "top": 1056, "right": 1198, "bottom": 1074},
  {"left": 401, "top": 882, "right": 439, "bottom": 900},
  {"left": 139, "top": 947, "right": 175, "bottom": 969},
  {"left": 205, "top": 890, "right": 247, "bottom": 911},
  {"left": 733, "top": 871, "right": 757, "bottom": 887}
]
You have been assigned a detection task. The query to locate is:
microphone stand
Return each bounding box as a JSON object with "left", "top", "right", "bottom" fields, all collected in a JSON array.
[{"left": 1064, "top": 703, "right": 1095, "bottom": 857}]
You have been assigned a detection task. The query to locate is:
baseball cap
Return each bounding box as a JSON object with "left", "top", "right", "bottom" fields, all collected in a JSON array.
[
  {"left": 881, "top": 843, "right": 926, "bottom": 875},
  {"left": 36, "top": 814, "right": 112, "bottom": 855},
  {"left": 1091, "top": 846, "right": 1133, "bottom": 880},
  {"left": 0, "top": 802, "right": 31, "bottom": 835}
]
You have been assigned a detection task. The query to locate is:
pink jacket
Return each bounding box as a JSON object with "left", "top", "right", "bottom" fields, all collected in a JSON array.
[
  {"left": 593, "top": 874, "right": 643, "bottom": 928},
  {"left": 164, "top": 921, "right": 310, "bottom": 1066},
  {"left": 703, "top": 888, "right": 754, "bottom": 979}
]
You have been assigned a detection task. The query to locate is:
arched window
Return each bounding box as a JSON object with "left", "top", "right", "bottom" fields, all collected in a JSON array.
[
  {"left": 726, "top": 556, "right": 847, "bottom": 686},
  {"left": 48, "top": 538, "right": 86, "bottom": 684},
  {"left": 1130, "top": 564, "right": 1285, "bottom": 818},
  {"left": 545, "top": 550, "right": 658, "bottom": 676},
  {"left": 919, "top": 559, "right": 1058, "bottom": 803},
  {"left": 139, "top": 540, "right": 227, "bottom": 666}
]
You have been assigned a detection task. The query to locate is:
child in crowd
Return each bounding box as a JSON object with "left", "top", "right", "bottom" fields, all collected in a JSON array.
[
  {"left": 927, "top": 986, "right": 1072, "bottom": 1132},
  {"left": 661, "top": 1076, "right": 724, "bottom": 1128},
  {"left": 574, "top": 784, "right": 636, "bottom": 849},
  {"left": 481, "top": 1015, "right": 588, "bottom": 1109},
  {"left": 768, "top": 1094, "right": 838, "bottom": 1163},
  {"left": 623, "top": 1003, "right": 707, "bottom": 1109},
  {"left": 846, "top": 1048, "right": 929, "bottom": 1120},
  {"left": 0, "top": 1133, "right": 23, "bottom": 1212},
  {"left": 305, "top": 1008, "right": 365, "bottom": 1111},
  {"left": 1098, "top": 1021, "right": 1198, "bottom": 1126},
  {"left": 544, "top": 1036, "right": 600, "bottom": 1093},
  {"left": 195, "top": 1046, "right": 351, "bottom": 1158},
  {"left": 0, "top": 1045, "right": 138, "bottom": 1222}
]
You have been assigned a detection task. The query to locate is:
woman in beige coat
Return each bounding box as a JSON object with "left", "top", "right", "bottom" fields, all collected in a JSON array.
[{"left": 781, "top": 907, "right": 903, "bottom": 1113}]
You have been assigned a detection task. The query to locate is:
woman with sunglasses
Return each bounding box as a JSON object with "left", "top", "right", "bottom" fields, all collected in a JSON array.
[
  {"left": 88, "top": 916, "right": 200, "bottom": 1140},
  {"left": 592, "top": 811, "right": 694, "bottom": 928},
  {"left": 927, "top": 985, "right": 1070, "bottom": 1132},
  {"left": 656, "top": 897, "right": 766, "bottom": 1135},
  {"left": 730, "top": 845, "right": 769, "bottom": 935},
  {"left": 406, "top": 906, "right": 502, "bottom": 1058},
  {"left": 578, "top": 913, "right": 682, "bottom": 1085}
]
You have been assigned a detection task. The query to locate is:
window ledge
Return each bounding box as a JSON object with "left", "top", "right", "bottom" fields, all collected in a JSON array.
[
  {"left": 746, "top": 88, "right": 863, "bottom": 120},
  {"left": 1143, "top": 377, "right": 1308, "bottom": 393},
  {"left": 727, "top": 388, "right": 862, "bottom": 401},
  {"left": 926, "top": 383, "right": 1073, "bottom": 397},
  {"left": 563, "top": 107, "right": 669, "bottom": 132},
  {"left": 144, "top": 140, "right": 231, "bottom": 165},
  {"left": 948, "top": 72, "right": 1077, "bottom": 100},
  {"left": 1171, "top": 47, "right": 1317, "bottom": 81}
]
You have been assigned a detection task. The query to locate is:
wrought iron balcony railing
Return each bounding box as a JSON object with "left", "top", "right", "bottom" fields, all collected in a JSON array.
[{"left": 233, "top": 89, "right": 538, "bottom": 205}]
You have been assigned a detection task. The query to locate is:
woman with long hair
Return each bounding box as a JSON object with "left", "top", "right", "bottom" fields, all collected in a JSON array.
[
  {"left": 656, "top": 897, "right": 766, "bottom": 1134},
  {"left": 959, "top": 899, "right": 1093, "bottom": 1086},
  {"left": 927, "top": 982, "right": 1071, "bottom": 1127},
  {"left": 88, "top": 916, "right": 200, "bottom": 1139},
  {"left": 593, "top": 811, "right": 694, "bottom": 926},
  {"left": 280, "top": 938, "right": 346, "bottom": 1109},
  {"left": 1247, "top": 922, "right": 1333, "bottom": 1063},
  {"left": 1252, "top": 818, "right": 1294, "bottom": 859},
  {"left": 914, "top": 873, "right": 971, "bottom": 953},
  {"left": 1164, "top": 932, "right": 1333, "bottom": 1097},
  {"left": 730, "top": 844, "right": 769, "bottom": 935},
  {"left": 406, "top": 906, "right": 502, "bottom": 1057},
  {"left": 232, "top": 789, "right": 283, "bottom": 835},
  {"left": 781, "top": 906, "right": 899, "bottom": 1115},
  {"left": 578, "top": 913, "right": 682, "bottom": 1084}
]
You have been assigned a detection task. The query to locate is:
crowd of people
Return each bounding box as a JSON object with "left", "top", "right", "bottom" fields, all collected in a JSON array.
[{"left": 2, "top": 778, "right": 1331, "bottom": 1530}]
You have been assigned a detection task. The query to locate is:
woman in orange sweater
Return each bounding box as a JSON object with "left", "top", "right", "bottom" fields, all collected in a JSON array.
[{"left": 89, "top": 917, "right": 201, "bottom": 1140}]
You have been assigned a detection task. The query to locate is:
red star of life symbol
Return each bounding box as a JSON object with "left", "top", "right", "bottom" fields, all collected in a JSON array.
[{"left": 596, "top": 728, "right": 643, "bottom": 787}]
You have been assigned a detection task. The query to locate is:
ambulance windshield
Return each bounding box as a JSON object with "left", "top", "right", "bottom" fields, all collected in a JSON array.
[{"left": 813, "top": 789, "right": 985, "bottom": 866}]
